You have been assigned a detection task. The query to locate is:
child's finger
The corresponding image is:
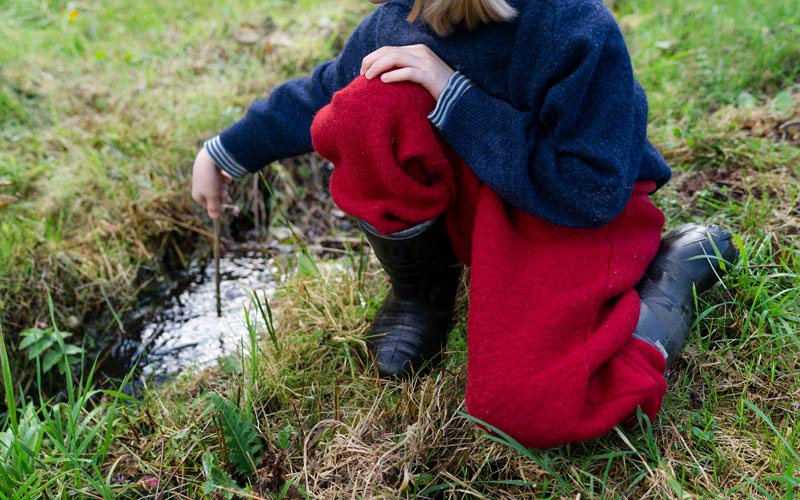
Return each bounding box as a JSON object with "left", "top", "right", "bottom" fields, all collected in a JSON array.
[
  {"left": 379, "top": 67, "right": 427, "bottom": 87},
  {"left": 206, "top": 195, "right": 222, "bottom": 219},
  {"left": 360, "top": 46, "right": 396, "bottom": 74},
  {"left": 366, "top": 56, "right": 422, "bottom": 80},
  {"left": 362, "top": 49, "right": 420, "bottom": 79},
  {"left": 361, "top": 44, "right": 433, "bottom": 74},
  {"left": 222, "top": 204, "right": 241, "bottom": 216}
]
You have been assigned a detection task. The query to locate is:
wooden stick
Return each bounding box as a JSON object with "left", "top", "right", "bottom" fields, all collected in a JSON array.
[{"left": 213, "top": 218, "right": 221, "bottom": 317}]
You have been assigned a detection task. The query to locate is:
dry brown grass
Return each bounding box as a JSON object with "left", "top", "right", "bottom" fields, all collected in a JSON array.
[{"left": 109, "top": 246, "right": 796, "bottom": 498}]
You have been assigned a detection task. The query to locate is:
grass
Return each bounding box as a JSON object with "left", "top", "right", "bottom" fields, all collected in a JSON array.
[
  {"left": 1, "top": 0, "right": 799, "bottom": 498},
  {"left": 0, "top": 299, "right": 135, "bottom": 498},
  {"left": 0, "top": 0, "right": 368, "bottom": 386}
]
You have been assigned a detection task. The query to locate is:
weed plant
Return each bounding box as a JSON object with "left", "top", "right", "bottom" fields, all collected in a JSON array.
[
  {"left": 0, "top": 302, "right": 135, "bottom": 498},
  {"left": 1, "top": 0, "right": 799, "bottom": 498}
]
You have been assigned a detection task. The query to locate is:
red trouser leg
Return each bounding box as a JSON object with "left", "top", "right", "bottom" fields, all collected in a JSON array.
[
  {"left": 464, "top": 183, "right": 667, "bottom": 448},
  {"left": 312, "top": 77, "right": 668, "bottom": 449}
]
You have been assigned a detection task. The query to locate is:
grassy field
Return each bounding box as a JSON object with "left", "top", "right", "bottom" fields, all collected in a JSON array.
[{"left": 1, "top": 0, "right": 798, "bottom": 498}]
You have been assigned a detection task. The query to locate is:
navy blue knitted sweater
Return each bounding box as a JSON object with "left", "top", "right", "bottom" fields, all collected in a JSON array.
[{"left": 212, "top": 0, "right": 671, "bottom": 227}]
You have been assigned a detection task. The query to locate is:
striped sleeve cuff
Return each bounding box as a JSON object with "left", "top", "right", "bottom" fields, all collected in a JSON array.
[
  {"left": 204, "top": 135, "right": 249, "bottom": 178},
  {"left": 428, "top": 71, "right": 473, "bottom": 129}
]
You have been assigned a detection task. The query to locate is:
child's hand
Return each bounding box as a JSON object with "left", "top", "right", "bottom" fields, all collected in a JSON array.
[
  {"left": 360, "top": 44, "right": 454, "bottom": 100},
  {"left": 191, "top": 147, "right": 232, "bottom": 219}
]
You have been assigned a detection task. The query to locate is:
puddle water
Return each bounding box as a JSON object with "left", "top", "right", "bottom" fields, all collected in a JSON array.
[{"left": 106, "top": 244, "right": 282, "bottom": 380}]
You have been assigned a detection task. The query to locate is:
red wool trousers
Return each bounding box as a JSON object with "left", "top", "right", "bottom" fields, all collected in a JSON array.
[{"left": 311, "top": 77, "right": 668, "bottom": 448}]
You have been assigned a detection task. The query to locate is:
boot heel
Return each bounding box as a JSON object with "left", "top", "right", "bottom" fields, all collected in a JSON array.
[{"left": 634, "top": 223, "right": 739, "bottom": 369}]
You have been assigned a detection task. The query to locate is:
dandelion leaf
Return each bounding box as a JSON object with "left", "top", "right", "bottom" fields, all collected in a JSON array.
[
  {"left": 202, "top": 451, "right": 241, "bottom": 500},
  {"left": 209, "top": 394, "right": 263, "bottom": 476}
]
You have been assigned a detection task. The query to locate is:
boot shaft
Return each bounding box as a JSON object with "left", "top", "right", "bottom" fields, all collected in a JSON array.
[{"left": 359, "top": 218, "right": 461, "bottom": 307}]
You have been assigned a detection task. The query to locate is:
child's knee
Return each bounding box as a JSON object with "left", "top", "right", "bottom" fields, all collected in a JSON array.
[
  {"left": 318, "top": 77, "right": 432, "bottom": 131},
  {"left": 337, "top": 76, "right": 433, "bottom": 112}
]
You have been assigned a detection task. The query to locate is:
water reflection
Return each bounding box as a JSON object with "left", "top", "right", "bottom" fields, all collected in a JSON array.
[{"left": 112, "top": 246, "right": 279, "bottom": 379}]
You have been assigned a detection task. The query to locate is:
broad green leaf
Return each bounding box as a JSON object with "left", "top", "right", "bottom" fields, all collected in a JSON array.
[
  {"left": 771, "top": 91, "right": 793, "bottom": 115},
  {"left": 62, "top": 345, "right": 84, "bottom": 356},
  {"left": 276, "top": 424, "right": 294, "bottom": 450},
  {"left": 736, "top": 91, "right": 757, "bottom": 108},
  {"left": 24, "top": 338, "right": 56, "bottom": 360},
  {"left": 202, "top": 451, "right": 240, "bottom": 500},
  {"left": 42, "top": 350, "right": 61, "bottom": 373},
  {"left": 0, "top": 429, "right": 13, "bottom": 458},
  {"left": 209, "top": 394, "right": 263, "bottom": 475},
  {"left": 18, "top": 328, "right": 48, "bottom": 350},
  {"left": 297, "top": 252, "right": 319, "bottom": 277}
]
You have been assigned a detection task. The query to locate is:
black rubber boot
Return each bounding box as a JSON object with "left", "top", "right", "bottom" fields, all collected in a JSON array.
[
  {"left": 359, "top": 218, "right": 461, "bottom": 379},
  {"left": 633, "top": 223, "right": 739, "bottom": 370}
]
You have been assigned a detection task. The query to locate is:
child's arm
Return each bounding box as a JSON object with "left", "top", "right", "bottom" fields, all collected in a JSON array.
[
  {"left": 429, "top": 3, "right": 668, "bottom": 228},
  {"left": 191, "top": 9, "right": 383, "bottom": 217},
  {"left": 206, "top": 14, "right": 381, "bottom": 180}
]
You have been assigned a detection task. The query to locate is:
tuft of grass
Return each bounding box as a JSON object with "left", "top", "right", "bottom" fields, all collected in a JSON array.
[{"left": 0, "top": 316, "right": 136, "bottom": 498}]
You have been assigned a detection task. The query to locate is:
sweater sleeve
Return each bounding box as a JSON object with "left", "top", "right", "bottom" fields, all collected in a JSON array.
[
  {"left": 214, "top": 12, "right": 380, "bottom": 174},
  {"left": 436, "top": 3, "right": 648, "bottom": 227}
]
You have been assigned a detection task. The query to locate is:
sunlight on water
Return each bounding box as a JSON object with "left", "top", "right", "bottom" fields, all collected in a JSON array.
[{"left": 121, "top": 248, "right": 279, "bottom": 378}]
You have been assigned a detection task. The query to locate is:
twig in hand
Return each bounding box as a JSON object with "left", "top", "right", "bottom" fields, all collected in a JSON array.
[{"left": 213, "top": 218, "right": 221, "bottom": 317}]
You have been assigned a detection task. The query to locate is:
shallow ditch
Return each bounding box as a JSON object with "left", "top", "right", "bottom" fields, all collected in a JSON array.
[
  {"left": 92, "top": 156, "right": 355, "bottom": 384},
  {"left": 97, "top": 242, "right": 285, "bottom": 381}
]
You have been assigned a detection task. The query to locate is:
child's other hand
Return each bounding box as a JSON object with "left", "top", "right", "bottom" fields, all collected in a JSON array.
[
  {"left": 191, "top": 147, "right": 232, "bottom": 219},
  {"left": 360, "top": 44, "right": 454, "bottom": 100}
]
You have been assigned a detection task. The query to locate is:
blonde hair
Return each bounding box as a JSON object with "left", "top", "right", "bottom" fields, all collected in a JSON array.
[{"left": 408, "top": 0, "right": 518, "bottom": 36}]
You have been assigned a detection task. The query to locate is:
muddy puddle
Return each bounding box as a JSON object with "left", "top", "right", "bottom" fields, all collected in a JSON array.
[{"left": 101, "top": 243, "right": 285, "bottom": 381}]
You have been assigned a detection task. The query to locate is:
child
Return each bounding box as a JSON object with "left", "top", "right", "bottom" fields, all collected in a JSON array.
[{"left": 192, "top": 0, "right": 738, "bottom": 449}]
